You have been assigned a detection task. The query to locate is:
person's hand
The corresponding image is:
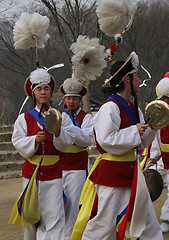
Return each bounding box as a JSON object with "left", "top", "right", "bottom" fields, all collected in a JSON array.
[
  {"left": 136, "top": 123, "right": 149, "bottom": 136},
  {"left": 150, "top": 158, "right": 158, "bottom": 164},
  {"left": 55, "top": 128, "right": 61, "bottom": 137},
  {"left": 35, "top": 131, "right": 46, "bottom": 143},
  {"left": 145, "top": 102, "right": 148, "bottom": 107}
]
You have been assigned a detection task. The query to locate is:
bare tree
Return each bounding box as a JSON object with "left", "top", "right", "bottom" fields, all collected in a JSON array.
[
  {"left": 1, "top": 0, "right": 169, "bottom": 123},
  {"left": 0, "top": 16, "right": 70, "bottom": 123},
  {"left": 39, "top": 0, "right": 100, "bottom": 113},
  {"left": 0, "top": 0, "right": 14, "bottom": 17},
  {"left": 40, "top": 0, "right": 97, "bottom": 60},
  {"left": 0, "top": 0, "right": 99, "bottom": 122},
  {"left": 104, "top": 0, "right": 169, "bottom": 112}
]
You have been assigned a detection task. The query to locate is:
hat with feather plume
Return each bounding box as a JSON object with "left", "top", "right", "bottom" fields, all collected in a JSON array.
[
  {"left": 13, "top": 12, "right": 64, "bottom": 114},
  {"left": 70, "top": 35, "right": 107, "bottom": 85},
  {"left": 96, "top": 0, "right": 137, "bottom": 61},
  {"left": 13, "top": 12, "right": 50, "bottom": 66},
  {"left": 104, "top": 51, "right": 139, "bottom": 87},
  {"left": 24, "top": 68, "right": 55, "bottom": 98},
  {"left": 60, "top": 78, "right": 87, "bottom": 97},
  {"left": 156, "top": 73, "right": 169, "bottom": 99}
]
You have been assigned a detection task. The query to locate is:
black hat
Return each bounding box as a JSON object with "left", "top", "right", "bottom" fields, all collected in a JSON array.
[
  {"left": 104, "top": 51, "right": 139, "bottom": 87},
  {"left": 110, "top": 60, "right": 133, "bottom": 88}
]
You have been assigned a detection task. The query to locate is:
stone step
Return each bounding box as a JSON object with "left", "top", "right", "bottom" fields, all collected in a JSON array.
[
  {"left": 0, "top": 170, "right": 22, "bottom": 180},
  {"left": 0, "top": 151, "right": 23, "bottom": 162},
  {"left": 0, "top": 132, "right": 12, "bottom": 142},
  {"left": 0, "top": 125, "right": 13, "bottom": 133},
  {"left": 87, "top": 145, "right": 99, "bottom": 155},
  {"left": 0, "top": 142, "right": 15, "bottom": 151},
  {"left": 0, "top": 161, "right": 24, "bottom": 172},
  {"left": 89, "top": 154, "right": 98, "bottom": 165}
]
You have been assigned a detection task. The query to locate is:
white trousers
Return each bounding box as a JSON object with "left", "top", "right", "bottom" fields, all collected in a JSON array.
[
  {"left": 23, "top": 177, "right": 65, "bottom": 240},
  {"left": 63, "top": 170, "right": 87, "bottom": 240},
  {"left": 81, "top": 185, "right": 163, "bottom": 240},
  {"left": 161, "top": 169, "right": 169, "bottom": 222}
]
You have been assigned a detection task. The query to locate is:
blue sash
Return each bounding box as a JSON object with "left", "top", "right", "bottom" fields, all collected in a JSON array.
[
  {"left": 65, "top": 109, "right": 81, "bottom": 128},
  {"left": 106, "top": 94, "right": 137, "bottom": 125},
  {"left": 28, "top": 109, "right": 53, "bottom": 138}
]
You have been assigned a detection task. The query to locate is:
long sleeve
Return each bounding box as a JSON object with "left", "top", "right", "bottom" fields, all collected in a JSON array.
[
  {"left": 93, "top": 101, "right": 157, "bottom": 155},
  {"left": 137, "top": 108, "right": 157, "bottom": 150},
  {"left": 53, "top": 112, "right": 76, "bottom": 151},
  {"left": 11, "top": 113, "right": 37, "bottom": 159},
  {"left": 73, "top": 113, "right": 94, "bottom": 148},
  {"left": 12, "top": 111, "right": 77, "bottom": 157},
  {"left": 149, "top": 130, "right": 161, "bottom": 160}
]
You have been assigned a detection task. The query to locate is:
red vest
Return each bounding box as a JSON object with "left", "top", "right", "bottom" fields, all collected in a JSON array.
[
  {"left": 160, "top": 125, "right": 169, "bottom": 169},
  {"left": 22, "top": 112, "right": 62, "bottom": 181},
  {"left": 60, "top": 110, "right": 89, "bottom": 170},
  {"left": 90, "top": 100, "right": 136, "bottom": 187}
]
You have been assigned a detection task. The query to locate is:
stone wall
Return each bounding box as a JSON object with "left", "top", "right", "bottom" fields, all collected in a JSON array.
[
  {"left": 0, "top": 125, "right": 99, "bottom": 179},
  {"left": 0, "top": 125, "right": 23, "bottom": 179}
]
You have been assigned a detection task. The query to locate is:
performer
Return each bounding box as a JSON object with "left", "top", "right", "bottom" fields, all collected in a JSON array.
[
  {"left": 150, "top": 75, "right": 169, "bottom": 233},
  {"left": 71, "top": 52, "right": 163, "bottom": 240},
  {"left": 10, "top": 68, "right": 81, "bottom": 240},
  {"left": 59, "top": 77, "right": 94, "bottom": 240}
]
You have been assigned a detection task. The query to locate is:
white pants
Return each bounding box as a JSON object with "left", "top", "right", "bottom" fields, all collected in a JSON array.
[
  {"left": 161, "top": 169, "right": 169, "bottom": 222},
  {"left": 82, "top": 185, "right": 163, "bottom": 240},
  {"left": 63, "top": 170, "right": 87, "bottom": 240},
  {"left": 23, "top": 177, "right": 65, "bottom": 240}
]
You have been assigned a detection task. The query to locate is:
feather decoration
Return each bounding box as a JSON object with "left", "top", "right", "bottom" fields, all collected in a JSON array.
[
  {"left": 70, "top": 35, "right": 107, "bottom": 84},
  {"left": 13, "top": 12, "right": 50, "bottom": 50},
  {"left": 127, "top": 51, "right": 139, "bottom": 75},
  {"left": 43, "top": 63, "right": 64, "bottom": 72},
  {"left": 96, "top": 0, "right": 137, "bottom": 37},
  {"left": 139, "top": 65, "right": 151, "bottom": 88},
  {"left": 131, "top": 51, "right": 139, "bottom": 70}
]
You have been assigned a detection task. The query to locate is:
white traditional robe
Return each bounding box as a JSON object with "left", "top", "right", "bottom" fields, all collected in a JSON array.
[
  {"left": 62, "top": 107, "right": 94, "bottom": 240},
  {"left": 81, "top": 99, "right": 163, "bottom": 240},
  {"left": 12, "top": 106, "right": 81, "bottom": 240}
]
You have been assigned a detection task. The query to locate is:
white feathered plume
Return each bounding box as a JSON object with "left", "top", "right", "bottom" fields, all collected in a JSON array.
[
  {"left": 131, "top": 51, "right": 139, "bottom": 71},
  {"left": 96, "top": 0, "right": 137, "bottom": 37},
  {"left": 70, "top": 35, "right": 107, "bottom": 84},
  {"left": 13, "top": 12, "right": 50, "bottom": 50}
]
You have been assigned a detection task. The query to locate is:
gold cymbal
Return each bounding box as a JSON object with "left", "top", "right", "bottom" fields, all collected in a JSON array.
[
  {"left": 145, "top": 100, "right": 169, "bottom": 129},
  {"left": 143, "top": 169, "right": 163, "bottom": 202},
  {"left": 44, "top": 108, "right": 62, "bottom": 134}
]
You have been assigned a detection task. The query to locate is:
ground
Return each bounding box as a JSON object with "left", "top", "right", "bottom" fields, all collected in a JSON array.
[{"left": 0, "top": 178, "right": 169, "bottom": 240}]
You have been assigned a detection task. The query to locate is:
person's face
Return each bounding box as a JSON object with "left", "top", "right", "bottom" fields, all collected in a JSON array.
[
  {"left": 33, "top": 85, "right": 51, "bottom": 108},
  {"left": 64, "top": 96, "right": 81, "bottom": 112},
  {"left": 132, "top": 72, "right": 141, "bottom": 93},
  {"left": 160, "top": 96, "right": 169, "bottom": 105}
]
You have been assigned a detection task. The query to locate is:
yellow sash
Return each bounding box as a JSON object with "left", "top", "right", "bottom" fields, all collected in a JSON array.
[
  {"left": 28, "top": 155, "right": 59, "bottom": 165},
  {"left": 62, "top": 145, "right": 86, "bottom": 153},
  {"left": 101, "top": 150, "right": 136, "bottom": 162},
  {"left": 161, "top": 143, "right": 169, "bottom": 152},
  {"left": 70, "top": 149, "right": 136, "bottom": 240},
  {"left": 140, "top": 147, "right": 149, "bottom": 170}
]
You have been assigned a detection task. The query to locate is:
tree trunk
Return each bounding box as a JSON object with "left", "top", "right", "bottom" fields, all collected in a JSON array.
[{"left": 82, "top": 80, "right": 91, "bottom": 114}]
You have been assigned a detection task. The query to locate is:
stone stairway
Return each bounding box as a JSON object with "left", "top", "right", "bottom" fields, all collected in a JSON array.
[
  {"left": 0, "top": 125, "right": 24, "bottom": 179},
  {"left": 0, "top": 125, "right": 99, "bottom": 179},
  {"left": 88, "top": 144, "right": 99, "bottom": 169}
]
